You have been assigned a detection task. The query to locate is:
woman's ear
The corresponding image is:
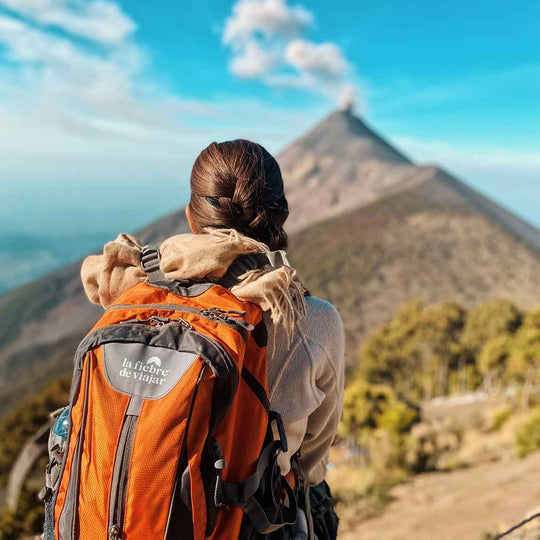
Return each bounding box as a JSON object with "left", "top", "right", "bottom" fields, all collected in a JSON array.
[{"left": 185, "top": 205, "right": 199, "bottom": 234}]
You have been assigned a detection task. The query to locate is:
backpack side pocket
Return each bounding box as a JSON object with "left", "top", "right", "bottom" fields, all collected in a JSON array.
[{"left": 42, "top": 406, "right": 69, "bottom": 540}]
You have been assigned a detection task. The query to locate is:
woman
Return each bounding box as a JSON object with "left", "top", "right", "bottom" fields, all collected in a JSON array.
[
  {"left": 186, "top": 140, "right": 344, "bottom": 538},
  {"left": 79, "top": 139, "right": 344, "bottom": 538}
]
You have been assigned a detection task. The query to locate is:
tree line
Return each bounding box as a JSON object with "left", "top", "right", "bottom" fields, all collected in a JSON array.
[
  {"left": 339, "top": 300, "right": 540, "bottom": 470},
  {"left": 358, "top": 299, "right": 540, "bottom": 401}
]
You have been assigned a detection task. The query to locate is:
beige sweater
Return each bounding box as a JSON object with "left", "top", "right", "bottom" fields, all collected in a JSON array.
[{"left": 265, "top": 296, "right": 345, "bottom": 485}]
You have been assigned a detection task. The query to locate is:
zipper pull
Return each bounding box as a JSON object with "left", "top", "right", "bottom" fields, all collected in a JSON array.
[
  {"left": 174, "top": 317, "right": 193, "bottom": 330},
  {"left": 223, "top": 309, "right": 247, "bottom": 316},
  {"left": 149, "top": 315, "right": 170, "bottom": 326},
  {"left": 201, "top": 308, "right": 254, "bottom": 331},
  {"left": 203, "top": 307, "right": 247, "bottom": 316},
  {"left": 214, "top": 458, "right": 228, "bottom": 509},
  {"left": 109, "top": 524, "right": 120, "bottom": 540}
]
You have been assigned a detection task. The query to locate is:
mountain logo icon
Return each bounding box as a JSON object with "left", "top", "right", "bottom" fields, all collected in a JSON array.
[{"left": 146, "top": 356, "right": 162, "bottom": 367}]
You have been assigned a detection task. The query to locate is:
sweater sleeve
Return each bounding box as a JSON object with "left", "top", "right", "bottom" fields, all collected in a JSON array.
[{"left": 267, "top": 298, "right": 345, "bottom": 485}]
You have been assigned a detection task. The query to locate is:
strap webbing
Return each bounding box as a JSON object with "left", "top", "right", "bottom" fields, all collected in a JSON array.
[
  {"left": 242, "top": 479, "right": 297, "bottom": 534},
  {"left": 140, "top": 245, "right": 165, "bottom": 283},
  {"left": 222, "top": 441, "right": 280, "bottom": 505},
  {"left": 241, "top": 366, "right": 270, "bottom": 411},
  {"left": 222, "top": 440, "right": 298, "bottom": 534},
  {"left": 218, "top": 250, "right": 290, "bottom": 289}
]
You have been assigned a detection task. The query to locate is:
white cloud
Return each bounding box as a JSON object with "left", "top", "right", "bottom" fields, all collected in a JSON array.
[
  {"left": 223, "top": 0, "right": 311, "bottom": 45},
  {"left": 0, "top": 2, "right": 319, "bottom": 195},
  {"left": 230, "top": 40, "right": 279, "bottom": 78},
  {"left": 222, "top": 0, "right": 357, "bottom": 103},
  {"left": 285, "top": 39, "right": 348, "bottom": 78},
  {"left": 0, "top": 12, "right": 143, "bottom": 129},
  {"left": 0, "top": 0, "right": 135, "bottom": 44}
]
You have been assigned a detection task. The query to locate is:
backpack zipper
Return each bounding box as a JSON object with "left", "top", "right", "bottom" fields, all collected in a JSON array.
[
  {"left": 119, "top": 315, "right": 193, "bottom": 329},
  {"left": 107, "top": 304, "right": 254, "bottom": 333},
  {"left": 199, "top": 307, "right": 253, "bottom": 331},
  {"left": 108, "top": 412, "right": 138, "bottom": 540}
]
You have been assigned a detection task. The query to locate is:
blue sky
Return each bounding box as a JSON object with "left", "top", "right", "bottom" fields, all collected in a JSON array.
[{"left": 0, "top": 0, "right": 539, "bottom": 243}]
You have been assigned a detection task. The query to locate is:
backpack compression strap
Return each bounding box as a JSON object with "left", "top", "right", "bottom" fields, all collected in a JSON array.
[
  {"left": 218, "top": 412, "right": 299, "bottom": 534},
  {"left": 139, "top": 245, "right": 165, "bottom": 283},
  {"left": 221, "top": 440, "right": 298, "bottom": 534}
]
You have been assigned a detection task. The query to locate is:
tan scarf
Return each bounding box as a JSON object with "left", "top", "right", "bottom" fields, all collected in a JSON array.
[{"left": 81, "top": 229, "right": 306, "bottom": 346}]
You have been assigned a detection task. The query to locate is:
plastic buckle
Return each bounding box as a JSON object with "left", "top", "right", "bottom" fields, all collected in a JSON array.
[
  {"left": 140, "top": 245, "right": 161, "bottom": 273},
  {"left": 266, "top": 250, "right": 290, "bottom": 268},
  {"left": 270, "top": 411, "right": 288, "bottom": 453}
]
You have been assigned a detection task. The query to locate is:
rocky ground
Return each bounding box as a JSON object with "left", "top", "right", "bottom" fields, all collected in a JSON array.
[
  {"left": 338, "top": 450, "right": 540, "bottom": 539},
  {"left": 334, "top": 394, "right": 540, "bottom": 540}
]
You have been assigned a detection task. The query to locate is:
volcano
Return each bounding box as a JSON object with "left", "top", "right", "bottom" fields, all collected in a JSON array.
[{"left": 0, "top": 109, "right": 539, "bottom": 415}]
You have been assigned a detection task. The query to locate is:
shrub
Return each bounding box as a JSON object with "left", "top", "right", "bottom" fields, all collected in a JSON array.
[
  {"left": 491, "top": 406, "right": 513, "bottom": 432},
  {"left": 515, "top": 407, "right": 540, "bottom": 458},
  {"left": 0, "top": 485, "right": 43, "bottom": 540}
]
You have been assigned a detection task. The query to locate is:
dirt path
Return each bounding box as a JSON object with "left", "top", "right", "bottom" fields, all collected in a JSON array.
[{"left": 339, "top": 451, "right": 540, "bottom": 540}]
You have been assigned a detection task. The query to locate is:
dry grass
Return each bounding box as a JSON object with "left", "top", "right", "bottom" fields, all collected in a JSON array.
[{"left": 330, "top": 396, "right": 540, "bottom": 539}]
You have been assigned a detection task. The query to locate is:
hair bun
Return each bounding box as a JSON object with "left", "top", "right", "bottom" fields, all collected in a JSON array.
[{"left": 189, "top": 140, "right": 289, "bottom": 250}]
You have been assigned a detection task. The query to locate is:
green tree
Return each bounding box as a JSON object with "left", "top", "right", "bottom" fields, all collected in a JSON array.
[
  {"left": 416, "top": 303, "right": 466, "bottom": 397},
  {"left": 360, "top": 301, "right": 425, "bottom": 398},
  {"left": 340, "top": 377, "right": 420, "bottom": 470},
  {"left": 361, "top": 301, "right": 468, "bottom": 399},
  {"left": 521, "top": 306, "right": 540, "bottom": 330},
  {"left": 340, "top": 379, "right": 394, "bottom": 444},
  {"left": 507, "top": 311, "right": 540, "bottom": 405},
  {"left": 461, "top": 300, "right": 522, "bottom": 355},
  {"left": 477, "top": 334, "right": 513, "bottom": 391}
]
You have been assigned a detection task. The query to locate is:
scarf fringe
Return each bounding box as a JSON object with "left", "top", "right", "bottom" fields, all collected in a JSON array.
[{"left": 232, "top": 266, "right": 307, "bottom": 349}]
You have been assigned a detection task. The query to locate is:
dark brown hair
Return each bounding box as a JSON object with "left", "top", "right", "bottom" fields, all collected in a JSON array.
[{"left": 188, "top": 139, "right": 289, "bottom": 250}]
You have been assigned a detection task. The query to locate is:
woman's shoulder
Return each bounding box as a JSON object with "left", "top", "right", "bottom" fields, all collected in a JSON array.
[
  {"left": 302, "top": 295, "right": 344, "bottom": 341},
  {"left": 262, "top": 295, "right": 344, "bottom": 357}
]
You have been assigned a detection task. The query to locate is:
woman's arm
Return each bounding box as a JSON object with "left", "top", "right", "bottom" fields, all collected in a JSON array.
[{"left": 267, "top": 298, "right": 345, "bottom": 484}]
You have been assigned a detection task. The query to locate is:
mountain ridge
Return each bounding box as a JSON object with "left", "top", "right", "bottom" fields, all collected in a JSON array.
[
  {"left": 0, "top": 108, "right": 539, "bottom": 416},
  {"left": 279, "top": 110, "right": 540, "bottom": 250}
]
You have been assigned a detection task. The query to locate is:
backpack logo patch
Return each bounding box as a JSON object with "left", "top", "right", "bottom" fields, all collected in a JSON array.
[
  {"left": 119, "top": 358, "right": 170, "bottom": 386},
  {"left": 103, "top": 343, "right": 197, "bottom": 400}
]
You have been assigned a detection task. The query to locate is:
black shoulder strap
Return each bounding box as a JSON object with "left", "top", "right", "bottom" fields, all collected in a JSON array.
[{"left": 218, "top": 250, "right": 290, "bottom": 289}]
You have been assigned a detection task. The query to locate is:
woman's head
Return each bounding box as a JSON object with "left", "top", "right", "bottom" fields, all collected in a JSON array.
[{"left": 187, "top": 139, "right": 289, "bottom": 250}]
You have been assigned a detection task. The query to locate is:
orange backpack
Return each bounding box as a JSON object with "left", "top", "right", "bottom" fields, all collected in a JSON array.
[{"left": 45, "top": 247, "right": 298, "bottom": 539}]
